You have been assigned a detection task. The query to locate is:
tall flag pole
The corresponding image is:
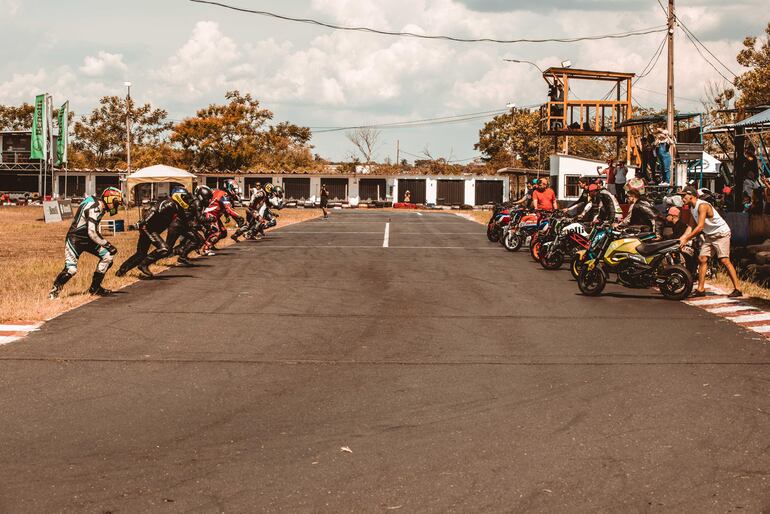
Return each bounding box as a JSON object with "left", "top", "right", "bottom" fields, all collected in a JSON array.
[
  {"left": 45, "top": 94, "right": 54, "bottom": 198},
  {"left": 58, "top": 101, "right": 70, "bottom": 197},
  {"left": 31, "top": 94, "right": 48, "bottom": 196}
]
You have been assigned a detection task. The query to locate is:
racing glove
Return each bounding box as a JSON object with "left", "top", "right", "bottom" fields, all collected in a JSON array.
[{"left": 104, "top": 242, "right": 118, "bottom": 255}]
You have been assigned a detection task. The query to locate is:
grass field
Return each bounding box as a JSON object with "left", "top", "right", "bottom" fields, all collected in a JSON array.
[{"left": 0, "top": 205, "right": 319, "bottom": 324}]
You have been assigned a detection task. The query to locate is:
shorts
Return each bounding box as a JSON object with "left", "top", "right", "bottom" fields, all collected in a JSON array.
[{"left": 700, "top": 231, "right": 731, "bottom": 259}]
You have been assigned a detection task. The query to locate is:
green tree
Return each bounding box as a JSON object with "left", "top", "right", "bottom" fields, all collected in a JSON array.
[
  {"left": 171, "top": 90, "right": 315, "bottom": 171},
  {"left": 0, "top": 103, "right": 35, "bottom": 131},
  {"left": 734, "top": 22, "right": 770, "bottom": 108},
  {"left": 72, "top": 96, "right": 171, "bottom": 168},
  {"left": 475, "top": 109, "right": 544, "bottom": 169}
]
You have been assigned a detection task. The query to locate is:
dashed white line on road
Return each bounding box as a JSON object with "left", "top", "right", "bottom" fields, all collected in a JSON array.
[
  {"left": 730, "top": 313, "right": 770, "bottom": 323},
  {"left": 685, "top": 298, "right": 739, "bottom": 306},
  {"left": 707, "top": 305, "right": 759, "bottom": 314},
  {"left": 383, "top": 222, "right": 390, "bottom": 247}
]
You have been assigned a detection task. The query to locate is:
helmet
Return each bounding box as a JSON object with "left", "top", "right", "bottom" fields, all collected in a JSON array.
[
  {"left": 263, "top": 183, "right": 274, "bottom": 195},
  {"left": 170, "top": 185, "right": 187, "bottom": 195},
  {"left": 171, "top": 188, "right": 192, "bottom": 210},
  {"left": 101, "top": 187, "right": 124, "bottom": 216},
  {"left": 223, "top": 179, "right": 240, "bottom": 199},
  {"left": 195, "top": 185, "right": 213, "bottom": 204},
  {"left": 272, "top": 185, "right": 284, "bottom": 198}
]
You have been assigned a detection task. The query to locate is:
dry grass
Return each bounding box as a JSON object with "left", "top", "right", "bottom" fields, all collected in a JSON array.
[
  {"left": 0, "top": 206, "right": 319, "bottom": 324},
  {"left": 711, "top": 271, "right": 770, "bottom": 301}
]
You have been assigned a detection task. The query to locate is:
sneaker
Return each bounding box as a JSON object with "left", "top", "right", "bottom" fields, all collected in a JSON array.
[
  {"left": 137, "top": 264, "right": 154, "bottom": 278},
  {"left": 48, "top": 286, "right": 61, "bottom": 299},
  {"left": 202, "top": 249, "right": 216, "bottom": 256},
  {"left": 727, "top": 289, "right": 743, "bottom": 298},
  {"left": 691, "top": 289, "right": 707, "bottom": 298},
  {"left": 89, "top": 286, "right": 114, "bottom": 296}
]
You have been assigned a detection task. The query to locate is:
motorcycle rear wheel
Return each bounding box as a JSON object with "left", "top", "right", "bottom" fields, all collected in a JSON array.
[
  {"left": 540, "top": 249, "right": 564, "bottom": 270},
  {"left": 487, "top": 226, "right": 500, "bottom": 242},
  {"left": 504, "top": 231, "right": 523, "bottom": 252},
  {"left": 578, "top": 266, "right": 606, "bottom": 296},
  {"left": 658, "top": 265, "right": 693, "bottom": 300}
]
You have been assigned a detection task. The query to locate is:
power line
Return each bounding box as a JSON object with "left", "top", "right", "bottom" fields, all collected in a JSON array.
[
  {"left": 677, "top": 20, "right": 738, "bottom": 79},
  {"left": 681, "top": 29, "right": 734, "bottom": 83},
  {"left": 309, "top": 109, "right": 507, "bottom": 130},
  {"left": 634, "top": 86, "right": 701, "bottom": 103},
  {"left": 189, "top": 0, "right": 667, "bottom": 45}
]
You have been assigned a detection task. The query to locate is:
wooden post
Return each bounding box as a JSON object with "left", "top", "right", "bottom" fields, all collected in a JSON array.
[{"left": 666, "top": 0, "right": 676, "bottom": 137}]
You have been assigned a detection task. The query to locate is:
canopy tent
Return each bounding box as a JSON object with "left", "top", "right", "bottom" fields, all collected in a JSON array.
[{"left": 126, "top": 164, "right": 196, "bottom": 193}]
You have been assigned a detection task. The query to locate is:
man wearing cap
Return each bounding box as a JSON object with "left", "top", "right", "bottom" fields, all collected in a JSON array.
[{"left": 677, "top": 185, "right": 742, "bottom": 298}]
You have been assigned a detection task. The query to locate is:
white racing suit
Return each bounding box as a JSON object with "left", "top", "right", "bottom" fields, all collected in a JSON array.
[{"left": 51, "top": 196, "right": 116, "bottom": 293}]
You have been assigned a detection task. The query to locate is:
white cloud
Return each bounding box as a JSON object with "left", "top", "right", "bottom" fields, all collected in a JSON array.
[
  {"left": 79, "top": 51, "right": 128, "bottom": 77},
  {"left": 0, "top": 0, "right": 20, "bottom": 16}
]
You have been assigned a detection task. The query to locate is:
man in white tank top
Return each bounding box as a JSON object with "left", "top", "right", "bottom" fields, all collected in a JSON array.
[{"left": 677, "top": 186, "right": 742, "bottom": 298}]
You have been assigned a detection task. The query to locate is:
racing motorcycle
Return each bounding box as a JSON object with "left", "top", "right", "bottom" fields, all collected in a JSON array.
[
  {"left": 539, "top": 216, "right": 590, "bottom": 270},
  {"left": 487, "top": 203, "right": 513, "bottom": 242},
  {"left": 577, "top": 225, "right": 693, "bottom": 300},
  {"left": 502, "top": 210, "right": 549, "bottom": 252}
]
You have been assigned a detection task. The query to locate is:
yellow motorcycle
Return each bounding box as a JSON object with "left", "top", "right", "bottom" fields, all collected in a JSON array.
[{"left": 577, "top": 226, "right": 693, "bottom": 300}]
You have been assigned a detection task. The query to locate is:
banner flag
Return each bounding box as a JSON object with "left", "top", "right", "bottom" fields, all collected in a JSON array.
[
  {"left": 46, "top": 94, "right": 54, "bottom": 166},
  {"left": 30, "top": 94, "right": 47, "bottom": 160},
  {"left": 56, "top": 101, "right": 69, "bottom": 166}
]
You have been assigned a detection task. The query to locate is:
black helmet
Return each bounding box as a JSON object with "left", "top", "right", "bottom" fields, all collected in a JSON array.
[{"left": 195, "top": 185, "right": 213, "bottom": 204}]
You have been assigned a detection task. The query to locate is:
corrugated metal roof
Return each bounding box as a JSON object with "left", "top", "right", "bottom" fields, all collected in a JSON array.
[{"left": 735, "top": 108, "right": 770, "bottom": 127}]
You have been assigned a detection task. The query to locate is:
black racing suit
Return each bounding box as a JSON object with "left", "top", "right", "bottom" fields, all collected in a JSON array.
[
  {"left": 586, "top": 189, "right": 622, "bottom": 225},
  {"left": 565, "top": 189, "right": 598, "bottom": 220},
  {"left": 618, "top": 199, "right": 661, "bottom": 238},
  {"left": 167, "top": 198, "right": 205, "bottom": 258},
  {"left": 119, "top": 198, "right": 183, "bottom": 274},
  {"left": 52, "top": 196, "right": 117, "bottom": 292}
]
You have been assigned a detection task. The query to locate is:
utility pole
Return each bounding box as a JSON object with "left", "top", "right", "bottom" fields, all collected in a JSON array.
[
  {"left": 666, "top": 0, "right": 675, "bottom": 137},
  {"left": 396, "top": 139, "right": 400, "bottom": 165}
]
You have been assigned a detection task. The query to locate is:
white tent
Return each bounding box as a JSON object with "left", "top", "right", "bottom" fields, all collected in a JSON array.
[{"left": 126, "top": 164, "right": 196, "bottom": 193}]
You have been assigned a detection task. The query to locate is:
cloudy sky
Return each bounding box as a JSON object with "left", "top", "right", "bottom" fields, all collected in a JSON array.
[{"left": 0, "top": 0, "right": 765, "bottom": 162}]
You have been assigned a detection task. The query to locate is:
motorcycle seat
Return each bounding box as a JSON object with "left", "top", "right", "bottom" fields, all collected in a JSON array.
[{"left": 636, "top": 239, "right": 679, "bottom": 257}]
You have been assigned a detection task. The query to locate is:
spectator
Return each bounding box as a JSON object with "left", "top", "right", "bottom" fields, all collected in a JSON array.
[
  {"left": 532, "top": 178, "right": 557, "bottom": 211},
  {"left": 614, "top": 160, "right": 628, "bottom": 203},
  {"left": 513, "top": 179, "right": 538, "bottom": 208},
  {"left": 655, "top": 128, "right": 675, "bottom": 185},
  {"left": 320, "top": 184, "right": 329, "bottom": 219},
  {"left": 750, "top": 188, "right": 764, "bottom": 215},
  {"left": 640, "top": 134, "right": 655, "bottom": 182},
  {"left": 625, "top": 169, "right": 646, "bottom": 196},
  {"left": 599, "top": 160, "right": 616, "bottom": 196},
  {"left": 678, "top": 185, "right": 742, "bottom": 298},
  {"left": 403, "top": 190, "right": 412, "bottom": 203},
  {"left": 742, "top": 192, "right": 752, "bottom": 212},
  {"left": 743, "top": 169, "right": 761, "bottom": 197},
  {"left": 662, "top": 206, "right": 687, "bottom": 239}
]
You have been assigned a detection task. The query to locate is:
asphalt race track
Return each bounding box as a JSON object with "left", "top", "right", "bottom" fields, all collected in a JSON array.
[{"left": 0, "top": 210, "right": 768, "bottom": 512}]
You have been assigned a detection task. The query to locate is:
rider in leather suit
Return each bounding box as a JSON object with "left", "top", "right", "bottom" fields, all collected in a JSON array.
[
  {"left": 167, "top": 186, "right": 210, "bottom": 264},
  {"left": 117, "top": 190, "right": 192, "bottom": 278},
  {"left": 617, "top": 188, "right": 661, "bottom": 237},
  {"left": 49, "top": 187, "right": 123, "bottom": 298},
  {"left": 584, "top": 184, "right": 622, "bottom": 224},
  {"left": 201, "top": 179, "right": 244, "bottom": 255}
]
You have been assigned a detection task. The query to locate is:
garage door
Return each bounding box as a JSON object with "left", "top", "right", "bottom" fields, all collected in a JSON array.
[
  {"left": 322, "top": 178, "right": 349, "bottom": 200},
  {"left": 475, "top": 180, "right": 503, "bottom": 206},
  {"left": 398, "top": 179, "right": 426, "bottom": 204},
  {"left": 437, "top": 180, "right": 465, "bottom": 205},
  {"left": 358, "top": 179, "right": 386, "bottom": 201},
  {"left": 283, "top": 178, "right": 311, "bottom": 200},
  {"left": 205, "top": 176, "right": 234, "bottom": 190}
]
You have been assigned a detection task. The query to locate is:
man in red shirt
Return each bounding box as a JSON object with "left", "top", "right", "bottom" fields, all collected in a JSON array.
[{"left": 532, "top": 178, "right": 557, "bottom": 211}]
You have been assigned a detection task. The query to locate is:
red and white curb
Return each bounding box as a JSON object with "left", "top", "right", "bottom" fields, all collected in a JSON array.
[
  {"left": 685, "top": 285, "right": 770, "bottom": 338},
  {"left": 0, "top": 323, "right": 41, "bottom": 346}
]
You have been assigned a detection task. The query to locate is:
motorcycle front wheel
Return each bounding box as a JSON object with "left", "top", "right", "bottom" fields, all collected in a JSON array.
[
  {"left": 504, "top": 231, "right": 523, "bottom": 252},
  {"left": 570, "top": 253, "right": 583, "bottom": 280},
  {"left": 529, "top": 237, "right": 542, "bottom": 261},
  {"left": 578, "top": 266, "right": 606, "bottom": 296},
  {"left": 487, "top": 226, "right": 500, "bottom": 242},
  {"left": 658, "top": 265, "right": 693, "bottom": 300},
  {"left": 540, "top": 249, "right": 564, "bottom": 270}
]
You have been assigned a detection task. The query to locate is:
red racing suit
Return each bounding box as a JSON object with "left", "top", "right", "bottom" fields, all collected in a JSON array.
[{"left": 202, "top": 189, "right": 243, "bottom": 250}]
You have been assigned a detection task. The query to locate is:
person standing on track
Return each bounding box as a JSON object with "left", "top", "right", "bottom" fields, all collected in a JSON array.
[
  {"left": 49, "top": 187, "right": 123, "bottom": 299},
  {"left": 532, "top": 178, "right": 557, "bottom": 211},
  {"left": 677, "top": 185, "right": 742, "bottom": 298},
  {"left": 320, "top": 184, "right": 329, "bottom": 219}
]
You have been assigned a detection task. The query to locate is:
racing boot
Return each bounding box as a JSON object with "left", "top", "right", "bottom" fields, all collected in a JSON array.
[
  {"left": 48, "top": 285, "right": 62, "bottom": 299},
  {"left": 137, "top": 263, "right": 154, "bottom": 278},
  {"left": 177, "top": 256, "right": 193, "bottom": 266},
  {"left": 88, "top": 272, "right": 113, "bottom": 296}
]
